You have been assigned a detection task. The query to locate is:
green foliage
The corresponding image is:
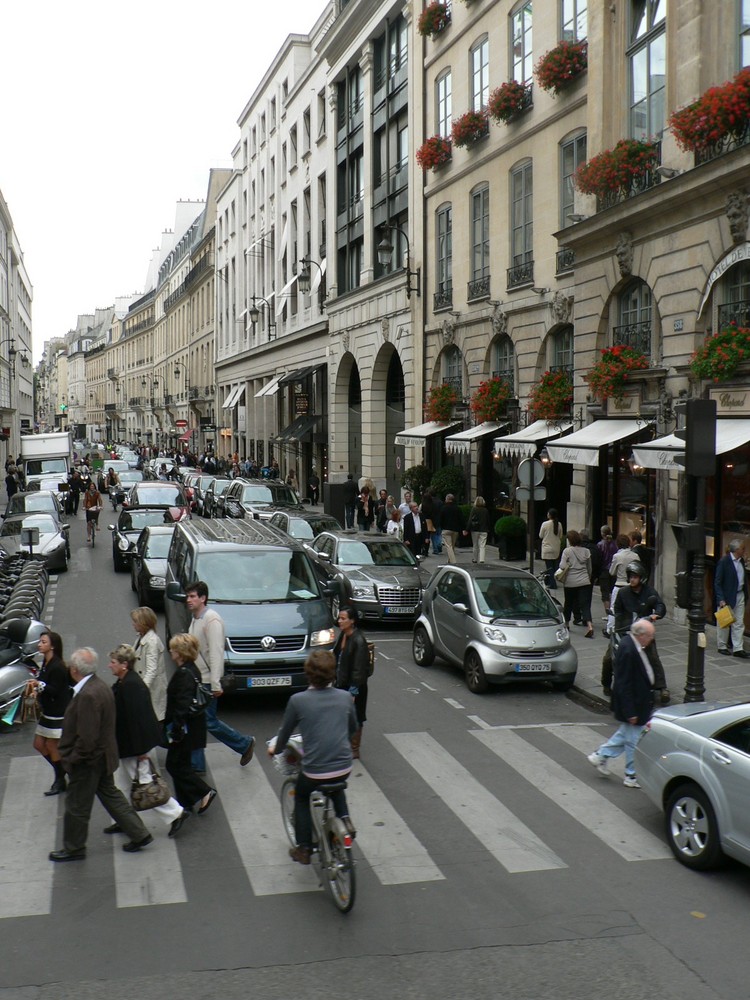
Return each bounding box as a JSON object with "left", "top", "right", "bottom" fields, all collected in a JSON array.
[
  {"left": 494, "top": 515, "right": 527, "bottom": 538},
  {"left": 401, "top": 464, "right": 432, "bottom": 501},
  {"left": 429, "top": 465, "right": 466, "bottom": 501}
]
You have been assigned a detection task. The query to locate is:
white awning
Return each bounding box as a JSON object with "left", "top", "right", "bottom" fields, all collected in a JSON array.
[
  {"left": 632, "top": 419, "right": 750, "bottom": 469},
  {"left": 546, "top": 419, "right": 653, "bottom": 466},
  {"left": 277, "top": 218, "right": 288, "bottom": 261},
  {"left": 493, "top": 419, "right": 573, "bottom": 459},
  {"left": 716, "top": 418, "right": 750, "bottom": 454},
  {"left": 395, "top": 420, "right": 462, "bottom": 447},
  {"left": 254, "top": 373, "right": 284, "bottom": 398},
  {"left": 222, "top": 385, "right": 243, "bottom": 409},
  {"left": 275, "top": 273, "right": 298, "bottom": 317},
  {"left": 445, "top": 421, "right": 510, "bottom": 455},
  {"left": 310, "top": 257, "right": 327, "bottom": 294}
]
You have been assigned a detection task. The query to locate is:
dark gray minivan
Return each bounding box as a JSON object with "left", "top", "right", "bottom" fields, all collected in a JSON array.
[{"left": 164, "top": 518, "right": 336, "bottom": 692}]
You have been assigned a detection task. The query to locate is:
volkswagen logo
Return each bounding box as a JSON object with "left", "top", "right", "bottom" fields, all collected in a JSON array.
[{"left": 260, "top": 635, "right": 277, "bottom": 651}]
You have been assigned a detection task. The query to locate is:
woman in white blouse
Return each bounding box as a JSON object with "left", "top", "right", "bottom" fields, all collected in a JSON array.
[
  {"left": 131, "top": 606, "right": 168, "bottom": 721},
  {"left": 386, "top": 508, "right": 403, "bottom": 540}
]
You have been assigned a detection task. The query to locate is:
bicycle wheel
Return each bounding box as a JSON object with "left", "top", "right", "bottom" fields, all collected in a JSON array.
[
  {"left": 280, "top": 777, "right": 297, "bottom": 846},
  {"left": 324, "top": 830, "right": 356, "bottom": 913}
]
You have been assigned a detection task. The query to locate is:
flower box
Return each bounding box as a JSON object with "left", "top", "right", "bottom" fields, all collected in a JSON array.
[
  {"left": 584, "top": 346, "right": 649, "bottom": 402},
  {"left": 535, "top": 40, "right": 588, "bottom": 95},
  {"left": 417, "top": 2, "right": 451, "bottom": 38},
  {"left": 416, "top": 134, "right": 452, "bottom": 171},
  {"left": 690, "top": 324, "right": 750, "bottom": 382},
  {"left": 670, "top": 67, "right": 750, "bottom": 153},
  {"left": 574, "top": 139, "right": 660, "bottom": 200},
  {"left": 488, "top": 81, "right": 533, "bottom": 124},
  {"left": 470, "top": 377, "right": 511, "bottom": 423},
  {"left": 451, "top": 109, "right": 489, "bottom": 148},
  {"left": 527, "top": 370, "right": 573, "bottom": 421},
  {"left": 425, "top": 382, "right": 459, "bottom": 422}
]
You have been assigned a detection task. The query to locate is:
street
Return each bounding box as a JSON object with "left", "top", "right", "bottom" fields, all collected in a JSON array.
[{"left": 0, "top": 511, "right": 748, "bottom": 1000}]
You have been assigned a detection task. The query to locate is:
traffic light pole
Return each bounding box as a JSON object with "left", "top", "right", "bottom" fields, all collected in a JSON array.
[{"left": 684, "top": 474, "right": 707, "bottom": 702}]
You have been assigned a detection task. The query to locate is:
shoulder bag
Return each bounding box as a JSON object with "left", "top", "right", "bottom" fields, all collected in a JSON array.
[{"left": 130, "top": 757, "right": 171, "bottom": 811}]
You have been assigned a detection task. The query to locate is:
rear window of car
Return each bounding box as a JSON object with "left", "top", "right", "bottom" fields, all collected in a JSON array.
[
  {"left": 195, "top": 550, "right": 321, "bottom": 602},
  {"left": 11, "top": 495, "right": 55, "bottom": 514},
  {"left": 120, "top": 510, "right": 172, "bottom": 531},
  {"left": 134, "top": 486, "right": 184, "bottom": 506}
]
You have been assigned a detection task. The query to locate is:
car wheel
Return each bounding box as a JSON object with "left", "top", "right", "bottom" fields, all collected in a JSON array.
[
  {"left": 665, "top": 783, "right": 723, "bottom": 870},
  {"left": 464, "top": 649, "right": 489, "bottom": 694},
  {"left": 412, "top": 625, "right": 435, "bottom": 667}
]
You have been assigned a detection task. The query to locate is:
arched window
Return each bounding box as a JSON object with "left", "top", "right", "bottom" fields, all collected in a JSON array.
[
  {"left": 614, "top": 280, "right": 652, "bottom": 358},
  {"left": 492, "top": 336, "right": 515, "bottom": 393},
  {"left": 436, "top": 70, "right": 452, "bottom": 138},
  {"left": 718, "top": 262, "right": 750, "bottom": 327},
  {"left": 552, "top": 326, "right": 574, "bottom": 374},
  {"left": 442, "top": 346, "right": 463, "bottom": 397},
  {"left": 470, "top": 36, "right": 489, "bottom": 110}
]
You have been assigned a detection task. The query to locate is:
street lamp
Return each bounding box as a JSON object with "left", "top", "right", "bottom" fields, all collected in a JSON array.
[
  {"left": 377, "top": 223, "right": 421, "bottom": 298},
  {"left": 297, "top": 257, "right": 326, "bottom": 300},
  {"left": 173, "top": 359, "right": 190, "bottom": 398},
  {"left": 248, "top": 295, "right": 277, "bottom": 339}
]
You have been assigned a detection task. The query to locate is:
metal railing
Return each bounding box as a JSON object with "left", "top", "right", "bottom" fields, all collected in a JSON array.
[
  {"left": 507, "top": 256, "right": 534, "bottom": 289},
  {"left": 612, "top": 320, "right": 652, "bottom": 357},
  {"left": 467, "top": 275, "right": 491, "bottom": 301},
  {"left": 596, "top": 141, "right": 662, "bottom": 211},
  {"left": 491, "top": 368, "right": 515, "bottom": 394},
  {"left": 695, "top": 123, "right": 750, "bottom": 166},
  {"left": 718, "top": 299, "right": 750, "bottom": 328},
  {"left": 556, "top": 246, "right": 575, "bottom": 273},
  {"left": 434, "top": 286, "right": 453, "bottom": 311}
]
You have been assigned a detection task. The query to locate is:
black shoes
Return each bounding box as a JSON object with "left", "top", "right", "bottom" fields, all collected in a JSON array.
[
  {"left": 49, "top": 849, "right": 85, "bottom": 863},
  {"left": 169, "top": 811, "right": 190, "bottom": 838},
  {"left": 122, "top": 834, "right": 154, "bottom": 853},
  {"left": 197, "top": 788, "right": 217, "bottom": 814},
  {"left": 240, "top": 737, "right": 256, "bottom": 766},
  {"left": 103, "top": 823, "right": 123, "bottom": 834},
  {"left": 44, "top": 778, "right": 67, "bottom": 796},
  {"left": 734, "top": 650, "right": 750, "bottom": 658},
  {"left": 718, "top": 649, "right": 732, "bottom": 655}
]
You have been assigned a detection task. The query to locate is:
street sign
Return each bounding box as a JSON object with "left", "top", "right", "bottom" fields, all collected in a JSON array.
[
  {"left": 517, "top": 458, "right": 545, "bottom": 487},
  {"left": 175, "top": 419, "right": 188, "bottom": 428},
  {"left": 516, "top": 486, "right": 546, "bottom": 502}
]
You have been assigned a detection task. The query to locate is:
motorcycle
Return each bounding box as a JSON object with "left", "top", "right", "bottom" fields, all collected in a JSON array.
[{"left": 0, "top": 618, "right": 47, "bottom": 718}]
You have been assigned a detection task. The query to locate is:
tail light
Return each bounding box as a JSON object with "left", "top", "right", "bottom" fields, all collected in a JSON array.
[{"left": 343, "top": 833, "right": 353, "bottom": 848}]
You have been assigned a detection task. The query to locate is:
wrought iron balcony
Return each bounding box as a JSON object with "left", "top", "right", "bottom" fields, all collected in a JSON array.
[
  {"left": 491, "top": 368, "right": 515, "bottom": 394},
  {"left": 104, "top": 403, "right": 117, "bottom": 412},
  {"left": 596, "top": 141, "right": 662, "bottom": 211},
  {"left": 442, "top": 375, "right": 463, "bottom": 398},
  {"left": 549, "top": 363, "right": 574, "bottom": 379},
  {"left": 164, "top": 394, "right": 175, "bottom": 406},
  {"left": 695, "top": 122, "right": 750, "bottom": 166},
  {"left": 189, "top": 385, "right": 215, "bottom": 401},
  {"left": 507, "top": 256, "right": 534, "bottom": 289},
  {"left": 612, "top": 320, "right": 652, "bottom": 358},
  {"left": 718, "top": 299, "right": 750, "bottom": 328},
  {"left": 467, "top": 275, "right": 491, "bottom": 302},
  {"left": 556, "top": 246, "right": 575, "bottom": 274},
  {"left": 434, "top": 285, "right": 453, "bottom": 312}
]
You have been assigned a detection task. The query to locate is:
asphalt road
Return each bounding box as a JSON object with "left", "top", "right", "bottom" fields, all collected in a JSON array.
[{"left": 0, "top": 509, "right": 748, "bottom": 1000}]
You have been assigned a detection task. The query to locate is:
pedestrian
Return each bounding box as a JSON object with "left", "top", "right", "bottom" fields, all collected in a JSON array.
[
  {"left": 587, "top": 619, "right": 657, "bottom": 789},
  {"left": 605, "top": 534, "right": 634, "bottom": 634},
  {"left": 398, "top": 491, "right": 413, "bottom": 518},
  {"left": 464, "top": 496, "right": 490, "bottom": 564},
  {"left": 596, "top": 526, "right": 618, "bottom": 619},
  {"left": 628, "top": 529, "right": 652, "bottom": 581},
  {"left": 307, "top": 469, "right": 320, "bottom": 505},
  {"left": 105, "top": 645, "right": 189, "bottom": 839},
  {"left": 386, "top": 507, "right": 403, "bottom": 539},
  {"left": 67, "top": 468, "right": 83, "bottom": 514},
  {"left": 539, "top": 508, "right": 564, "bottom": 590},
  {"left": 28, "top": 630, "right": 71, "bottom": 796},
  {"left": 356, "top": 487, "right": 375, "bottom": 532},
  {"left": 440, "top": 493, "right": 463, "bottom": 564},
  {"left": 419, "top": 489, "right": 435, "bottom": 557},
  {"left": 334, "top": 606, "right": 370, "bottom": 759},
  {"left": 342, "top": 473, "right": 358, "bottom": 531},
  {"left": 186, "top": 580, "right": 256, "bottom": 772},
  {"left": 375, "top": 489, "right": 390, "bottom": 532},
  {"left": 130, "top": 606, "right": 168, "bottom": 721},
  {"left": 165, "top": 633, "right": 217, "bottom": 815},
  {"left": 402, "top": 501, "right": 426, "bottom": 556},
  {"left": 714, "top": 538, "right": 749, "bottom": 657},
  {"left": 50, "top": 647, "right": 154, "bottom": 862},
  {"left": 286, "top": 469, "right": 299, "bottom": 493},
  {"left": 4, "top": 465, "right": 19, "bottom": 511},
  {"left": 557, "top": 529, "right": 594, "bottom": 637}
]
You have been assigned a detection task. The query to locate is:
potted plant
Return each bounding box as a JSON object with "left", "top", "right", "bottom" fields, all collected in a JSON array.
[
  {"left": 487, "top": 81, "right": 532, "bottom": 124},
  {"left": 574, "top": 139, "right": 660, "bottom": 201},
  {"left": 451, "top": 109, "right": 489, "bottom": 148},
  {"left": 429, "top": 465, "right": 466, "bottom": 502},
  {"left": 470, "top": 377, "right": 511, "bottom": 423},
  {"left": 425, "top": 382, "right": 459, "bottom": 421},
  {"left": 417, "top": 1, "right": 451, "bottom": 38},
  {"left": 670, "top": 67, "right": 750, "bottom": 152},
  {"left": 584, "top": 345, "right": 649, "bottom": 401},
  {"left": 689, "top": 323, "right": 750, "bottom": 382},
  {"left": 534, "top": 40, "right": 588, "bottom": 95},
  {"left": 416, "top": 134, "right": 452, "bottom": 171},
  {"left": 495, "top": 515, "right": 527, "bottom": 561},
  {"left": 527, "top": 370, "right": 574, "bottom": 420},
  {"left": 401, "top": 464, "right": 432, "bottom": 502}
]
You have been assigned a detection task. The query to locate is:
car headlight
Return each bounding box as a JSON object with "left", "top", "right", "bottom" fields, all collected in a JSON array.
[
  {"left": 150, "top": 576, "right": 166, "bottom": 588},
  {"left": 556, "top": 626, "right": 569, "bottom": 643},
  {"left": 352, "top": 584, "right": 376, "bottom": 599},
  {"left": 483, "top": 626, "right": 507, "bottom": 643},
  {"left": 311, "top": 628, "right": 336, "bottom": 646},
  {"left": 118, "top": 538, "right": 130, "bottom": 551}
]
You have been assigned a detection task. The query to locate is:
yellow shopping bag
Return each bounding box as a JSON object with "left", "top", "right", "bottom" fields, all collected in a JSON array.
[{"left": 715, "top": 605, "right": 736, "bottom": 629}]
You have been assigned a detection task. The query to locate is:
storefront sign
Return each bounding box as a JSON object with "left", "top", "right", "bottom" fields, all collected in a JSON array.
[
  {"left": 699, "top": 241, "right": 750, "bottom": 315},
  {"left": 709, "top": 385, "right": 750, "bottom": 415},
  {"left": 606, "top": 390, "right": 641, "bottom": 416},
  {"left": 295, "top": 392, "right": 309, "bottom": 416}
]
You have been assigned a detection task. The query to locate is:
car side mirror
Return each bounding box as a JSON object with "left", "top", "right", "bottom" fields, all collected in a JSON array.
[
  {"left": 61, "top": 524, "right": 70, "bottom": 532},
  {"left": 165, "top": 581, "right": 186, "bottom": 603},
  {"left": 317, "top": 552, "right": 331, "bottom": 563},
  {"left": 322, "top": 581, "right": 339, "bottom": 597},
  {"left": 107, "top": 524, "right": 116, "bottom": 531},
  {"left": 454, "top": 603, "right": 470, "bottom": 614}
]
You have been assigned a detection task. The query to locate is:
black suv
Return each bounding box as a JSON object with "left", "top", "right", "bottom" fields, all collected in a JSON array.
[{"left": 223, "top": 478, "right": 304, "bottom": 521}]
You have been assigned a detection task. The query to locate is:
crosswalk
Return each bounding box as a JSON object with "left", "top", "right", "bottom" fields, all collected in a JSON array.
[{"left": 0, "top": 725, "right": 671, "bottom": 918}]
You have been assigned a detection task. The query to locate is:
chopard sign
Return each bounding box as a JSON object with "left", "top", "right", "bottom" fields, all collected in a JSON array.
[
  {"left": 606, "top": 389, "right": 641, "bottom": 416},
  {"left": 709, "top": 386, "right": 750, "bottom": 415}
]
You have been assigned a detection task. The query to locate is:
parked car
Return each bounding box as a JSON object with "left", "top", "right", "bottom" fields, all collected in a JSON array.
[
  {"left": 190, "top": 475, "right": 213, "bottom": 516},
  {"left": 5, "top": 490, "right": 67, "bottom": 522},
  {"left": 269, "top": 509, "right": 342, "bottom": 541},
  {"left": 635, "top": 701, "right": 750, "bottom": 871},
  {"left": 123, "top": 482, "right": 190, "bottom": 520},
  {"left": 412, "top": 564, "right": 577, "bottom": 694},
  {"left": 223, "top": 478, "right": 303, "bottom": 521},
  {"left": 202, "top": 477, "right": 233, "bottom": 518},
  {"left": 129, "top": 524, "right": 176, "bottom": 608},
  {"left": 307, "top": 530, "right": 424, "bottom": 622},
  {"left": 0, "top": 513, "right": 69, "bottom": 572},
  {"left": 109, "top": 507, "right": 177, "bottom": 572}
]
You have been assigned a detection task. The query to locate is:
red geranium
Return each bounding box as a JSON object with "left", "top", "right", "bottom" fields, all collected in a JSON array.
[
  {"left": 535, "top": 40, "right": 588, "bottom": 95},
  {"left": 670, "top": 68, "right": 750, "bottom": 152},
  {"left": 470, "top": 378, "right": 511, "bottom": 423},
  {"left": 417, "top": 2, "right": 451, "bottom": 38},
  {"left": 528, "top": 370, "right": 573, "bottom": 420},
  {"left": 451, "top": 109, "right": 489, "bottom": 148},
  {"left": 574, "top": 139, "right": 659, "bottom": 199},
  {"left": 487, "top": 81, "right": 532, "bottom": 124},
  {"left": 690, "top": 323, "right": 750, "bottom": 382},
  {"left": 416, "top": 134, "right": 452, "bottom": 170},
  {"left": 425, "top": 382, "right": 459, "bottom": 421},
  {"left": 584, "top": 345, "right": 649, "bottom": 401}
]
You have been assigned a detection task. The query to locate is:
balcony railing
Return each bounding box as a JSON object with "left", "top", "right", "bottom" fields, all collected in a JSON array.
[
  {"left": 596, "top": 141, "right": 662, "bottom": 211},
  {"left": 129, "top": 396, "right": 149, "bottom": 408},
  {"left": 718, "top": 299, "right": 750, "bottom": 328},
  {"left": 189, "top": 385, "right": 215, "bottom": 401},
  {"left": 695, "top": 122, "right": 750, "bottom": 166},
  {"left": 549, "top": 363, "right": 574, "bottom": 379},
  {"left": 612, "top": 320, "right": 652, "bottom": 357},
  {"left": 164, "top": 394, "right": 175, "bottom": 406},
  {"left": 104, "top": 403, "right": 117, "bottom": 412},
  {"left": 434, "top": 285, "right": 453, "bottom": 311},
  {"left": 442, "top": 375, "right": 463, "bottom": 398},
  {"left": 467, "top": 275, "right": 491, "bottom": 301},
  {"left": 491, "top": 368, "right": 515, "bottom": 394},
  {"left": 556, "top": 246, "right": 575, "bottom": 274},
  {"left": 507, "top": 255, "right": 534, "bottom": 289}
]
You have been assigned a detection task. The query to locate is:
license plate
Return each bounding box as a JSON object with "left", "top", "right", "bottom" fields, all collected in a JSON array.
[
  {"left": 384, "top": 606, "right": 416, "bottom": 615},
  {"left": 514, "top": 663, "right": 552, "bottom": 673},
  {"left": 247, "top": 676, "right": 292, "bottom": 687}
]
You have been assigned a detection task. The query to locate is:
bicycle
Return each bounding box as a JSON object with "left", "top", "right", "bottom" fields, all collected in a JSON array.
[
  {"left": 273, "top": 736, "right": 356, "bottom": 913},
  {"left": 86, "top": 507, "right": 101, "bottom": 547}
]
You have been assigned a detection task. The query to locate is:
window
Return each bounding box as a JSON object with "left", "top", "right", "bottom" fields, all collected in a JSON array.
[
  {"left": 493, "top": 336, "right": 514, "bottom": 375},
  {"left": 270, "top": 97, "right": 277, "bottom": 131},
  {"left": 720, "top": 262, "right": 750, "bottom": 326},
  {"left": 560, "top": 132, "right": 587, "bottom": 227},
  {"left": 628, "top": 0, "right": 666, "bottom": 139},
  {"left": 303, "top": 107, "right": 311, "bottom": 154},
  {"left": 511, "top": 162, "right": 533, "bottom": 266},
  {"left": 511, "top": 3, "right": 533, "bottom": 85},
  {"left": 552, "top": 326, "right": 573, "bottom": 371},
  {"left": 260, "top": 113, "right": 267, "bottom": 144},
  {"left": 562, "top": 0, "right": 587, "bottom": 41},
  {"left": 443, "top": 346, "right": 463, "bottom": 396},
  {"left": 471, "top": 186, "right": 490, "bottom": 280},
  {"left": 317, "top": 90, "right": 327, "bottom": 138},
  {"left": 396, "top": 122, "right": 409, "bottom": 169},
  {"left": 616, "top": 279, "right": 652, "bottom": 357},
  {"left": 290, "top": 125, "right": 298, "bottom": 168},
  {"left": 471, "top": 38, "right": 490, "bottom": 110},
  {"left": 742, "top": 0, "right": 750, "bottom": 67},
  {"left": 436, "top": 71, "right": 452, "bottom": 138},
  {"left": 389, "top": 16, "right": 408, "bottom": 75},
  {"left": 436, "top": 204, "right": 453, "bottom": 301}
]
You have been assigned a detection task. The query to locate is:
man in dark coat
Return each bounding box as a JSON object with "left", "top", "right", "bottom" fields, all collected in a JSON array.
[
  {"left": 440, "top": 493, "right": 464, "bottom": 564},
  {"left": 587, "top": 619, "right": 656, "bottom": 789},
  {"left": 342, "top": 473, "right": 358, "bottom": 531},
  {"left": 714, "top": 538, "right": 748, "bottom": 657},
  {"left": 51, "top": 648, "right": 152, "bottom": 861},
  {"left": 402, "top": 501, "right": 425, "bottom": 556}
]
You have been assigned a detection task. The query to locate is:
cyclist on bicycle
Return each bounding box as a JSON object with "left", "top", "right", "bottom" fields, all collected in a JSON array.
[
  {"left": 83, "top": 480, "right": 102, "bottom": 543},
  {"left": 268, "top": 650, "right": 358, "bottom": 866}
]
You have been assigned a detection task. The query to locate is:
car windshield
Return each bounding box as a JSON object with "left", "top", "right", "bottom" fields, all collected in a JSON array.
[
  {"left": 134, "top": 486, "right": 184, "bottom": 506},
  {"left": 287, "top": 519, "right": 314, "bottom": 539},
  {"left": 472, "top": 576, "right": 560, "bottom": 620},
  {"left": 196, "top": 550, "right": 321, "bottom": 602},
  {"left": 120, "top": 510, "right": 172, "bottom": 532},
  {"left": 144, "top": 533, "right": 173, "bottom": 558},
  {"left": 1, "top": 514, "right": 58, "bottom": 537},
  {"left": 337, "top": 540, "right": 417, "bottom": 567},
  {"left": 119, "top": 472, "right": 143, "bottom": 484},
  {"left": 26, "top": 459, "right": 67, "bottom": 476},
  {"left": 210, "top": 480, "right": 231, "bottom": 494}
]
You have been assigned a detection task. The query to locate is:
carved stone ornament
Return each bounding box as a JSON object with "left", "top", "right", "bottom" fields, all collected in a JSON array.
[
  {"left": 491, "top": 303, "right": 508, "bottom": 337},
  {"left": 381, "top": 318, "right": 390, "bottom": 341},
  {"left": 615, "top": 231, "right": 633, "bottom": 277},
  {"left": 551, "top": 291, "right": 574, "bottom": 324},
  {"left": 342, "top": 332, "right": 350, "bottom": 353},
  {"left": 442, "top": 318, "right": 456, "bottom": 345},
  {"left": 726, "top": 191, "right": 749, "bottom": 245}
]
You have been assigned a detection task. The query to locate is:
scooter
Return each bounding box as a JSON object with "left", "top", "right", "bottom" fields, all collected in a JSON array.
[{"left": 0, "top": 618, "right": 47, "bottom": 718}]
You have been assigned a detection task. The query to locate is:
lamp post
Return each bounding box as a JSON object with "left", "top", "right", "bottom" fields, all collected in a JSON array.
[
  {"left": 297, "top": 258, "right": 326, "bottom": 306},
  {"left": 248, "top": 296, "right": 277, "bottom": 339},
  {"left": 376, "top": 223, "right": 421, "bottom": 298}
]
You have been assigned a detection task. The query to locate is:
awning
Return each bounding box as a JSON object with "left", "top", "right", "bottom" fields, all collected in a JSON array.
[
  {"left": 310, "top": 257, "right": 327, "bottom": 294},
  {"left": 179, "top": 429, "right": 197, "bottom": 443},
  {"left": 275, "top": 274, "right": 298, "bottom": 317},
  {"left": 255, "top": 373, "right": 284, "bottom": 398},
  {"left": 222, "top": 385, "right": 243, "bottom": 409},
  {"left": 275, "top": 414, "right": 320, "bottom": 443},
  {"left": 493, "top": 419, "right": 573, "bottom": 459},
  {"left": 394, "top": 420, "right": 461, "bottom": 447},
  {"left": 445, "top": 421, "right": 510, "bottom": 455},
  {"left": 632, "top": 419, "right": 750, "bottom": 470},
  {"left": 277, "top": 364, "right": 324, "bottom": 386},
  {"left": 546, "top": 419, "right": 653, "bottom": 467}
]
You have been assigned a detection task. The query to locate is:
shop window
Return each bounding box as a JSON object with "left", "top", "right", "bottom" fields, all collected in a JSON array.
[
  {"left": 614, "top": 279, "right": 652, "bottom": 358},
  {"left": 628, "top": 0, "right": 666, "bottom": 139}
]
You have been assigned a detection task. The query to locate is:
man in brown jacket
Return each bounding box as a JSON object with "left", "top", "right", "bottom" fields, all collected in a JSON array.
[{"left": 50, "top": 647, "right": 152, "bottom": 862}]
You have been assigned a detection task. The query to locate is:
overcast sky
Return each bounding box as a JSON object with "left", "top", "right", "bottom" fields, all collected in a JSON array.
[{"left": 3, "top": 0, "right": 325, "bottom": 360}]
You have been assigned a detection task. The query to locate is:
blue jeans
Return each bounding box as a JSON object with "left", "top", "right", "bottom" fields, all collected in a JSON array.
[
  {"left": 597, "top": 722, "right": 644, "bottom": 777},
  {"left": 344, "top": 504, "right": 355, "bottom": 529},
  {"left": 190, "top": 697, "right": 253, "bottom": 772},
  {"left": 431, "top": 528, "right": 443, "bottom": 554}
]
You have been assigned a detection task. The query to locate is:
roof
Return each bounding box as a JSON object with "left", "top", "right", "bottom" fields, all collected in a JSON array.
[
  {"left": 435, "top": 563, "right": 534, "bottom": 579},
  {"left": 176, "top": 517, "right": 301, "bottom": 549}
]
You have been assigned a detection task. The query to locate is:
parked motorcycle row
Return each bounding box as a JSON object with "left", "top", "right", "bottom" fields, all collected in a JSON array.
[{"left": 0, "top": 553, "right": 50, "bottom": 717}]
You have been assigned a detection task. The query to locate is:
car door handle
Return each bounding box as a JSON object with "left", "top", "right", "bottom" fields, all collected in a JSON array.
[{"left": 711, "top": 749, "right": 733, "bottom": 765}]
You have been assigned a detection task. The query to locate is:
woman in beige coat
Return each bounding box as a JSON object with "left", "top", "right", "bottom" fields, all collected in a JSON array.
[{"left": 131, "top": 606, "right": 168, "bottom": 721}]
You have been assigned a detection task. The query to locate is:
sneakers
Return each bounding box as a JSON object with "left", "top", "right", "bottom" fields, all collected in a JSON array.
[
  {"left": 623, "top": 775, "right": 641, "bottom": 789},
  {"left": 587, "top": 751, "right": 610, "bottom": 776}
]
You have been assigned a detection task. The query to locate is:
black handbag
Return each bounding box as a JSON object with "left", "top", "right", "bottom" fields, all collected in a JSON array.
[
  {"left": 130, "top": 757, "right": 171, "bottom": 811},
  {"left": 189, "top": 681, "right": 212, "bottom": 716}
]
